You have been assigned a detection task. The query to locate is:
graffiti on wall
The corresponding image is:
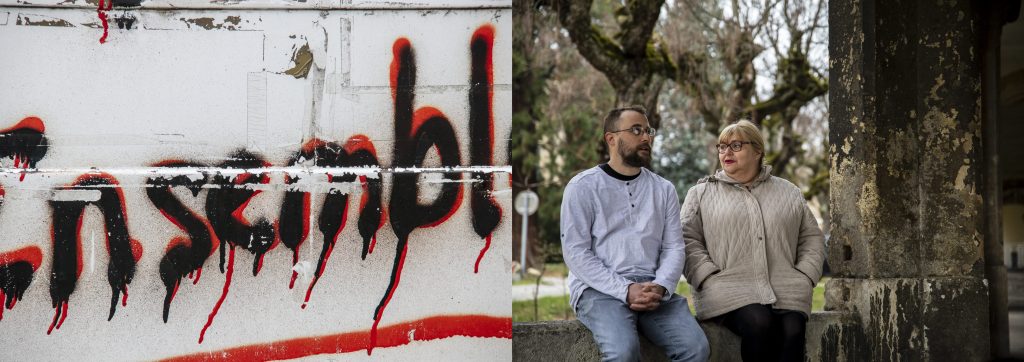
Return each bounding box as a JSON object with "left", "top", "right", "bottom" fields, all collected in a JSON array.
[{"left": 0, "top": 23, "right": 508, "bottom": 357}]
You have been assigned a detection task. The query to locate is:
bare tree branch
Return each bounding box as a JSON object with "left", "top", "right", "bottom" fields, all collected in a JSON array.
[
  {"left": 617, "top": 0, "right": 665, "bottom": 56},
  {"left": 555, "top": 0, "right": 674, "bottom": 129}
]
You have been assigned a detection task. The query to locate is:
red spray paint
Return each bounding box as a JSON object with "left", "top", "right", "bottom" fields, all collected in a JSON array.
[{"left": 164, "top": 315, "right": 512, "bottom": 361}]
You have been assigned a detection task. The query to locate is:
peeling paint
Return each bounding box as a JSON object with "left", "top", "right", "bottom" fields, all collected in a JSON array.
[
  {"left": 884, "top": 129, "right": 911, "bottom": 179},
  {"left": 960, "top": 132, "right": 973, "bottom": 154},
  {"left": 856, "top": 181, "right": 879, "bottom": 238},
  {"left": 16, "top": 14, "right": 73, "bottom": 27},
  {"left": 285, "top": 44, "right": 314, "bottom": 79},
  {"left": 928, "top": 74, "right": 945, "bottom": 102},
  {"left": 179, "top": 16, "right": 242, "bottom": 30},
  {"left": 954, "top": 164, "right": 969, "bottom": 191}
]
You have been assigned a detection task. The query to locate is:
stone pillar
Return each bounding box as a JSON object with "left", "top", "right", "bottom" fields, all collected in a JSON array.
[{"left": 827, "top": 0, "right": 990, "bottom": 360}]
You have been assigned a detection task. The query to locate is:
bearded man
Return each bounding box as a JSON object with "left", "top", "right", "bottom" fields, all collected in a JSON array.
[{"left": 560, "top": 106, "right": 709, "bottom": 362}]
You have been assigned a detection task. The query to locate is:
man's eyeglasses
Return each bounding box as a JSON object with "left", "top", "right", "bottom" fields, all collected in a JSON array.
[
  {"left": 716, "top": 141, "right": 753, "bottom": 154},
  {"left": 608, "top": 126, "right": 657, "bottom": 137}
]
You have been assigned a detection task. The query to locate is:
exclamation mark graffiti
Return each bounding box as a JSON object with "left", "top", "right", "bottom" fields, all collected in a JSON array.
[{"left": 468, "top": 25, "right": 502, "bottom": 273}]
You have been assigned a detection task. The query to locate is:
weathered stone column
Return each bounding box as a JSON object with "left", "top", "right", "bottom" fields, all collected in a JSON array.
[{"left": 827, "top": 0, "right": 990, "bottom": 360}]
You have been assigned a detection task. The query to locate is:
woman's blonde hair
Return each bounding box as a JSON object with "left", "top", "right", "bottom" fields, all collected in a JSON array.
[{"left": 718, "top": 120, "right": 765, "bottom": 165}]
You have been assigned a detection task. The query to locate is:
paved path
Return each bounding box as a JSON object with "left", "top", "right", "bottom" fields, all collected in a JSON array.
[{"left": 512, "top": 276, "right": 569, "bottom": 301}]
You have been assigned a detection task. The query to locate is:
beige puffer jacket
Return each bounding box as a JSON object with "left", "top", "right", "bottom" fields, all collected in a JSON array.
[{"left": 681, "top": 166, "right": 825, "bottom": 320}]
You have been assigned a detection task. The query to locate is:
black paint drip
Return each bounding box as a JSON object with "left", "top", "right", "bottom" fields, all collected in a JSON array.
[
  {"left": 146, "top": 161, "right": 213, "bottom": 322},
  {"left": 49, "top": 174, "right": 138, "bottom": 323}
]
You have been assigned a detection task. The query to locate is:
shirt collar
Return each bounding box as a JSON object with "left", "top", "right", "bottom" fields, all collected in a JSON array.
[{"left": 599, "top": 163, "right": 641, "bottom": 181}]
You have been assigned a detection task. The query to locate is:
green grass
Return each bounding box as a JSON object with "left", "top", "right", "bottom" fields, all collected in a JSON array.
[
  {"left": 513, "top": 295, "right": 574, "bottom": 322},
  {"left": 813, "top": 277, "right": 829, "bottom": 311},
  {"left": 512, "top": 274, "right": 831, "bottom": 322}
]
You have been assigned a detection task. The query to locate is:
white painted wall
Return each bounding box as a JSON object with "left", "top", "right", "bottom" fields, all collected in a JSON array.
[{"left": 0, "top": 1, "right": 511, "bottom": 360}]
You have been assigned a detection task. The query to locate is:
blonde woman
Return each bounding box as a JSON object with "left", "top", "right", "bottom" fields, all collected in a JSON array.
[{"left": 681, "top": 120, "right": 825, "bottom": 362}]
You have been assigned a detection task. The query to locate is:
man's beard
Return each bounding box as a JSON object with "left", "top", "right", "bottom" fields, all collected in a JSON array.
[{"left": 618, "top": 139, "right": 652, "bottom": 168}]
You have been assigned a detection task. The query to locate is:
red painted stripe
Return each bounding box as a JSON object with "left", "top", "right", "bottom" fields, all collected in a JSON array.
[{"left": 162, "top": 315, "right": 511, "bottom": 362}]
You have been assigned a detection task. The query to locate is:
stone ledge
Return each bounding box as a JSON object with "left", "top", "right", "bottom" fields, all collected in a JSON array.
[{"left": 512, "top": 312, "right": 858, "bottom": 361}]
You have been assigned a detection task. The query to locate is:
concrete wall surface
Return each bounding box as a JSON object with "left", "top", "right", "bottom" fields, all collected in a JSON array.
[
  {"left": 0, "top": 1, "right": 512, "bottom": 360},
  {"left": 512, "top": 312, "right": 860, "bottom": 362}
]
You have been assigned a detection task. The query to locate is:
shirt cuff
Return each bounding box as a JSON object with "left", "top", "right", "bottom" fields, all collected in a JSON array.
[
  {"left": 653, "top": 280, "right": 675, "bottom": 301},
  {"left": 616, "top": 282, "right": 631, "bottom": 304}
]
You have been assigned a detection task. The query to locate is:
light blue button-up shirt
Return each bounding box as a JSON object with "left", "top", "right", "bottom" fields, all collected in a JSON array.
[{"left": 560, "top": 165, "right": 686, "bottom": 308}]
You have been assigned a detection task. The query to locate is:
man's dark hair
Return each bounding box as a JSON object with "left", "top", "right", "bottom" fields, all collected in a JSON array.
[{"left": 603, "top": 106, "right": 648, "bottom": 133}]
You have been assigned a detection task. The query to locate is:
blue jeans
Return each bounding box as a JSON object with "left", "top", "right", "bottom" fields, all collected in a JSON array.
[{"left": 576, "top": 288, "right": 710, "bottom": 362}]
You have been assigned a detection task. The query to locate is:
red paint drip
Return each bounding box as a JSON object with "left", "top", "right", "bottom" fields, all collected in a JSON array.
[
  {"left": 368, "top": 233, "right": 377, "bottom": 255},
  {"left": 46, "top": 302, "right": 62, "bottom": 334},
  {"left": 288, "top": 250, "right": 299, "bottom": 290},
  {"left": 121, "top": 285, "right": 128, "bottom": 307},
  {"left": 0, "top": 290, "right": 5, "bottom": 321},
  {"left": 8, "top": 296, "right": 15, "bottom": 309},
  {"left": 97, "top": 0, "right": 110, "bottom": 44},
  {"left": 170, "top": 279, "right": 181, "bottom": 304},
  {"left": 12, "top": 154, "right": 19, "bottom": 168},
  {"left": 162, "top": 315, "right": 512, "bottom": 362},
  {"left": 188, "top": 270, "right": 194, "bottom": 279},
  {"left": 193, "top": 267, "right": 202, "bottom": 285},
  {"left": 301, "top": 242, "right": 334, "bottom": 309},
  {"left": 369, "top": 241, "right": 409, "bottom": 355},
  {"left": 57, "top": 301, "right": 68, "bottom": 329},
  {"left": 199, "top": 246, "right": 235, "bottom": 344},
  {"left": 474, "top": 234, "right": 491, "bottom": 274},
  {"left": 19, "top": 162, "right": 26, "bottom": 182}
]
